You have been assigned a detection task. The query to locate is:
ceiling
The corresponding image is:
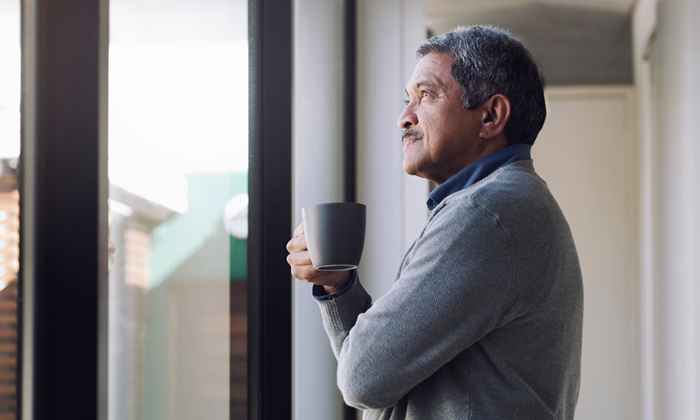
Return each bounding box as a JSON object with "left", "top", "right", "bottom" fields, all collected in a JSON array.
[
  {"left": 427, "top": 0, "right": 636, "bottom": 19},
  {"left": 424, "top": 0, "right": 635, "bottom": 85}
]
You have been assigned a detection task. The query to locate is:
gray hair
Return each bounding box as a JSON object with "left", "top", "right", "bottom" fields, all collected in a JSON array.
[{"left": 417, "top": 25, "right": 546, "bottom": 145}]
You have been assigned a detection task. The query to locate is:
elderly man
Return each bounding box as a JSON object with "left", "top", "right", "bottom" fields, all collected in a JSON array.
[{"left": 287, "top": 25, "right": 582, "bottom": 420}]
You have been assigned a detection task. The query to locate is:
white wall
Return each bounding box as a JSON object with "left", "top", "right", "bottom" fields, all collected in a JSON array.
[
  {"left": 354, "top": 5, "right": 679, "bottom": 420},
  {"left": 292, "top": 1, "right": 346, "bottom": 419},
  {"left": 535, "top": 87, "right": 640, "bottom": 420},
  {"left": 633, "top": 1, "right": 700, "bottom": 419},
  {"left": 357, "top": 0, "right": 428, "bottom": 299},
  {"left": 631, "top": 1, "right": 657, "bottom": 419},
  {"left": 293, "top": 3, "right": 427, "bottom": 419},
  {"left": 400, "top": 0, "right": 431, "bottom": 252}
]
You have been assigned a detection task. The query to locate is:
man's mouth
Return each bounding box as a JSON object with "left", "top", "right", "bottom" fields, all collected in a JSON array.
[
  {"left": 401, "top": 133, "right": 423, "bottom": 144},
  {"left": 402, "top": 136, "right": 422, "bottom": 153}
]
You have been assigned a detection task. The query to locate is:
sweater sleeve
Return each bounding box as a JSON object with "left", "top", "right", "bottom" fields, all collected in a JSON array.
[{"left": 315, "top": 197, "right": 521, "bottom": 410}]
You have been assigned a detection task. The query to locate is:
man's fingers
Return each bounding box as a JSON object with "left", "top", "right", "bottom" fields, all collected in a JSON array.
[
  {"left": 287, "top": 224, "right": 317, "bottom": 283},
  {"left": 286, "top": 234, "right": 307, "bottom": 252},
  {"left": 286, "top": 251, "right": 312, "bottom": 266},
  {"left": 293, "top": 223, "right": 304, "bottom": 237},
  {"left": 291, "top": 264, "right": 320, "bottom": 282}
]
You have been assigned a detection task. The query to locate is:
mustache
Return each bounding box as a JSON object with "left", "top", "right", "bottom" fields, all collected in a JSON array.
[{"left": 401, "top": 129, "right": 424, "bottom": 142}]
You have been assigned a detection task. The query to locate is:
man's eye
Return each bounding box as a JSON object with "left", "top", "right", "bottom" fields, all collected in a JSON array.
[{"left": 420, "top": 90, "right": 431, "bottom": 98}]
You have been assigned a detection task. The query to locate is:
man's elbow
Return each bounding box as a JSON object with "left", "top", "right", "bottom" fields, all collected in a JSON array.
[{"left": 337, "top": 364, "right": 401, "bottom": 410}]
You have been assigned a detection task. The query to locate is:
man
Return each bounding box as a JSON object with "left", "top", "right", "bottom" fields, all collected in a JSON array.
[{"left": 286, "top": 25, "right": 582, "bottom": 420}]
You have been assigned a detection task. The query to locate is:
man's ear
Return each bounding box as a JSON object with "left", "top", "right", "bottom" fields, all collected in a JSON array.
[{"left": 479, "top": 94, "right": 511, "bottom": 139}]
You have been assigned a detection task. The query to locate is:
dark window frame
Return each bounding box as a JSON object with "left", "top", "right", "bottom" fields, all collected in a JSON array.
[
  {"left": 21, "top": 0, "right": 109, "bottom": 417},
  {"left": 247, "top": 0, "right": 293, "bottom": 419},
  {"left": 343, "top": 0, "right": 357, "bottom": 418},
  {"left": 20, "top": 0, "right": 293, "bottom": 418}
]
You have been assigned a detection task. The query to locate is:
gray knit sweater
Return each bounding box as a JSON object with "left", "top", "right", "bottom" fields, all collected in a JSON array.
[{"left": 316, "top": 160, "right": 583, "bottom": 420}]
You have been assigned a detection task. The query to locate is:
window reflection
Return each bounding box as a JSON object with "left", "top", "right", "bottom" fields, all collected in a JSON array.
[{"left": 108, "top": 1, "right": 248, "bottom": 419}]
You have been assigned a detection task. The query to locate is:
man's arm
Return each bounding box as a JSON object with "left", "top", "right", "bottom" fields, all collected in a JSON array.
[{"left": 314, "top": 197, "right": 526, "bottom": 410}]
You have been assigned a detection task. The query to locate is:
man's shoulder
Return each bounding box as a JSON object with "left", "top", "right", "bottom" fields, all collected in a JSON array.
[
  {"left": 440, "top": 160, "right": 564, "bottom": 236},
  {"left": 447, "top": 161, "right": 550, "bottom": 210}
]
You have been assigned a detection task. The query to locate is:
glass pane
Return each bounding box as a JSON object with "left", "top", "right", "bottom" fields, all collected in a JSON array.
[
  {"left": 107, "top": 1, "right": 248, "bottom": 419},
  {"left": 0, "top": 1, "right": 20, "bottom": 419}
]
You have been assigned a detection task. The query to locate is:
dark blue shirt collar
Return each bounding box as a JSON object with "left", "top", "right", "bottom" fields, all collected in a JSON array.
[{"left": 427, "top": 143, "right": 532, "bottom": 210}]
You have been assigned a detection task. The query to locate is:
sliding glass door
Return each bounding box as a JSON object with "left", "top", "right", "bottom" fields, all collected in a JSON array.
[
  {"left": 19, "top": 0, "right": 291, "bottom": 418},
  {"left": 107, "top": 1, "right": 248, "bottom": 419}
]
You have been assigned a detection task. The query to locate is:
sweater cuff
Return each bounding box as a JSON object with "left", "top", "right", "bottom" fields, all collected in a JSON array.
[
  {"left": 315, "top": 273, "right": 372, "bottom": 332},
  {"left": 312, "top": 271, "right": 358, "bottom": 301}
]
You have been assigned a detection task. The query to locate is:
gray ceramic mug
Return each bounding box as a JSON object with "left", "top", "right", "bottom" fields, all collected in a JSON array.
[{"left": 301, "top": 202, "right": 366, "bottom": 271}]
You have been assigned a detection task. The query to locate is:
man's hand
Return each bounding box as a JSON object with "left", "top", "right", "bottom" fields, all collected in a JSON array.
[{"left": 286, "top": 223, "right": 351, "bottom": 294}]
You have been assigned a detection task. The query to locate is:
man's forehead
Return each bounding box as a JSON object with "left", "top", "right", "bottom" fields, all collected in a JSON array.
[
  {"left": 406, "top": 76, "right": 444, "bottom": 91},
  {"left": 406, "top": 53, "right": 454, "bottom": 90}
]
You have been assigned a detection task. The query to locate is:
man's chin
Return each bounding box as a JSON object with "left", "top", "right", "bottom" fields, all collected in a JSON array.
[
  {"left": 403, "top": 159, "right": 434, "bottom": 182},
  {"left": 402, "top": 160, "right": 418, "bottom": 176},
  {"left": 403, "top": 161, "right": 427, "bottom": 179}
]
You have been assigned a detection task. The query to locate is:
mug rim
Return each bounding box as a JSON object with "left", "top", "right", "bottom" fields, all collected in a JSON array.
[{"left": 316, "top": 264, "right": 358, "bottom": 271}]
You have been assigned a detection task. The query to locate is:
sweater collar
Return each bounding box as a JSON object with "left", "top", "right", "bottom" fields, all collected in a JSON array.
[{"left": 427, "top": 143, "right": 532, "bottom": 210}]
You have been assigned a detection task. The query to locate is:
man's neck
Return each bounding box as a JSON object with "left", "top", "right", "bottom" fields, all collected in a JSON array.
[{"left": 434, "top": 138, "right": 509, "bottom": 185}]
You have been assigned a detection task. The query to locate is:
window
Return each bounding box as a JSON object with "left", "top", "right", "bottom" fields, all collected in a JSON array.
[
  {"left": 20, "top": 0, "right": 292, "bottom": 418},
  {"left": 107, "top": 2, "right": 249, "bottom": 417},
  {"left": 0, "top": 1, "right": 20, "bottom": 418}
]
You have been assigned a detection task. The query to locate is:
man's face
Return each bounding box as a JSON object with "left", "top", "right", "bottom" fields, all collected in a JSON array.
[{"left": 398, "top": 52, "right": 482, "bottom": 184}]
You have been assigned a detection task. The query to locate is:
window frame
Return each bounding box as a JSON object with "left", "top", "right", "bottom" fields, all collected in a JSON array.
[
  {"left": 247, "top": 0, "right": 293, "bottom": 419},
  {"left": 20, "top": 0, "right": 293, "bottom": 418}
]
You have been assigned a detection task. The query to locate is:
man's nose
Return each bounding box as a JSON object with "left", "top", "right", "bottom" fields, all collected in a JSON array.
[{"left": 397, "top": 106, "right": 418, "bottom": 129}]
